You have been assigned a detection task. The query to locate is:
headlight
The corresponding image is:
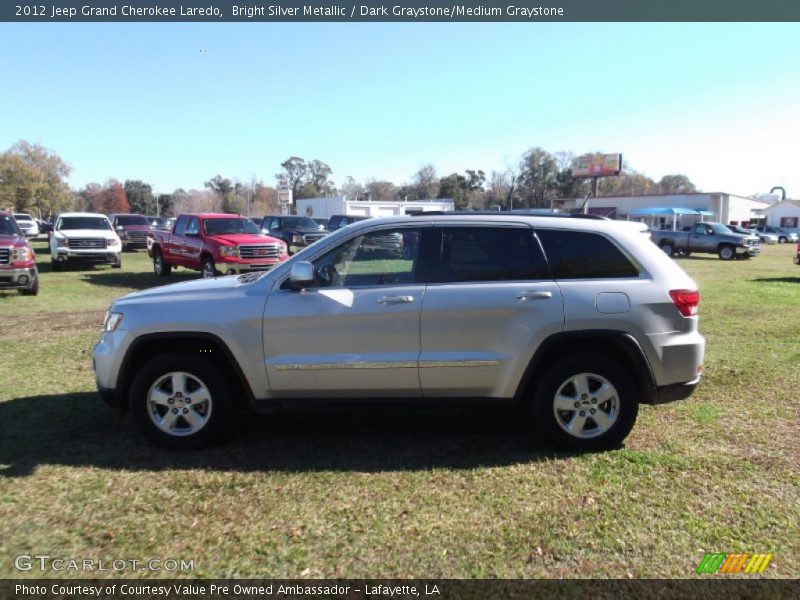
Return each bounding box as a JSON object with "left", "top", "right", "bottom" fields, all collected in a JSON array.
[
  {"left": 12, "top": 246, "right": 31, "bottom": 261},
  {"left": 103, "top": 311, "right": 124, "bottom": 332},
  {"left": 108, "top": 238, "right": 121, "bottom": 247},
  {"left": 279, "top": 243, "right": 288, "bottom": 255},
  {"left": 292, "top": 235, "right": 304, "bottom": 244},
  {"left": 57, "top": 237, "right": 68, "bottom": 247},
  {"left": 219, "top": 246, "right": 239, "bottom": 258}
]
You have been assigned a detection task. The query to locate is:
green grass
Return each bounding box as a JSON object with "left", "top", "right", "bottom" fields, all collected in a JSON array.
[{"left": 0, "top": 240, "right": 798, "bottom": 579}]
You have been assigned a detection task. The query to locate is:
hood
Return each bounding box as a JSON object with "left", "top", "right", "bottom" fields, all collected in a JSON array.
[
  {"left": 55, "top": 229, "right": 117, "bottom": 239},
  {"left": 210, "top": 233, "right": 282, "bottom": 245},
  {"left": 0, "top": 233, "right": 24, "bottom": 246},
  {"left": 116, "top": 273, "right": 251, "bottom": 305},
  {"left": 117, "top": 225, "right": 151, "bottom": 231}
]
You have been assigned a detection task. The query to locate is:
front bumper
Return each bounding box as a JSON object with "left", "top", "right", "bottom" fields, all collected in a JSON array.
[
  {"left": 54, "top": 248, "right": 121, "bottom": 262},
  {"left": 0, "top": 266, "right": 38, "bottom": 290},
  {"left": 218, "top": 258, "right": 286, "bottom": 274},
  {"left": 738, "top": 245, "right": 760, "bottom": 256}
]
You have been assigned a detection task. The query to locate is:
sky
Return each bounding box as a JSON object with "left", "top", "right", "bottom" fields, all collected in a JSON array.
[{"left": 1, "top": 22, "right": 799, "bottom": 197}]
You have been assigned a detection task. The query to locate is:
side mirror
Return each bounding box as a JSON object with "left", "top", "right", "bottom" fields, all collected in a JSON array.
[
  {"left": 287, "top": 261, "right": 315, "bottom": 290},
  {"left": 116, "top": 225, "right": 124, "bottom": 231},
  {"left": 261, "top": 228, "right": 270, "bottom": 234}
]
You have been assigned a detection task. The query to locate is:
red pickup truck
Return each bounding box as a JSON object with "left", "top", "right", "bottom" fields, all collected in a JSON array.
[{"left": 148, "top": 213, "right": 288, "bottom": 278}]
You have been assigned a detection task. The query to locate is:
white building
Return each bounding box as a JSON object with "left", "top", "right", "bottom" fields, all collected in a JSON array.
[
  {"left": 756, "top": 200, "right": 800, "bottom": 232},
  {"left": 554, "top": 192, "right": 772, "bottom": 228},
  {"left": 297, "top": 196, "right": 454, "bottom": 220}
]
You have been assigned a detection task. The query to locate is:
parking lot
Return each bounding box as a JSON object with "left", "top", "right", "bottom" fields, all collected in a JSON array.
[{"left": 0, "top": 239, "right": 798, "bottom": 578}]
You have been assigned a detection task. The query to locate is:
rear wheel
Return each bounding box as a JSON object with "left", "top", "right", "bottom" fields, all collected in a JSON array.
[
  {"left": 660, "top": 242, "right": 676, "bottom": 257},
  {"left": 153, "top": 249, "right": 172, "bottom": 276},
  {"left": 130, "top": 353, "right": 232, "bottom": 449},
  {"left": 718, "top": 244, "right": 736, "bottom": 260},
  {"left": 779, "top": 236, "right": 787, "bottom": 243},
  {"left": 530, "top": 354, "right": 639, "bottom": 451}
]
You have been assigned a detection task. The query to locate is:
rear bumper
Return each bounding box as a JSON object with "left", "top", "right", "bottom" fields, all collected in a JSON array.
[{"left": 649, "top": 377, "right": 700, "bottom": 405}]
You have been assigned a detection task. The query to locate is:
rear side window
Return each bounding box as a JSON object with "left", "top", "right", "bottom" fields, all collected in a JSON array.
[
  {"left": 431, "top": 227, "right": 550, "bottom": 283},
  {"left": 537, "top": 229, "right": 639, "bottom": 279},
  {"left": 174, "top": 216, "right": 188, "bottom": 235}
]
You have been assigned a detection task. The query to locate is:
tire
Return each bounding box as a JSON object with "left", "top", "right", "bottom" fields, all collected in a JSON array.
[
  {"left": 681, "top": 251, "right": 691, "bottom": 258},
  {"left": 112, "top": 255, "right": 122, "bottom": 269},
  {"left": 201, "top": 256, "right": 218, "bottom": 279},
  {"left": 660, "top": 242, "right": 676, "bottom": 257},
  {"left": 718, "top": 244, "right": 736, "bottom": 260},
  {"left": 530, "top": 354, "right": 639, "bottom": 451},
  {"left": 153, "top": 249, "right": 172, "bottom": 277},
  {"left": 51, "top": 258, "right": 62, "bottom": 271},
  {"left": 19, "top": 277, "right": 39, "bottom": 296},
  {"left": 130, "top": 352, "right": 232, "bottom": 449},
  {"left": 779, "top": 237, "right": 787, "bottom": 244}
]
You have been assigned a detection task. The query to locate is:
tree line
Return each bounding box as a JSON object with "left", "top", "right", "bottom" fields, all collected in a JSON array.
[{"left": 0, "top": 140, "right": 699, "bottom": 218}]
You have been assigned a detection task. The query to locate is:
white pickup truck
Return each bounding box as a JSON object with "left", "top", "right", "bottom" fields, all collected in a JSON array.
[{"left": 50, "top": 212, "right": 123, "bottom": 270}]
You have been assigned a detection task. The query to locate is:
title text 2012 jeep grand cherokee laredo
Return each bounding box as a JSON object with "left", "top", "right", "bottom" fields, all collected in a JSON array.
[{"left": 93, "top": 214, "right": 705, "bottom": 451}]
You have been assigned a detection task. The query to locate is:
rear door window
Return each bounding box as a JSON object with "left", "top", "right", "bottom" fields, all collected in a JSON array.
[
  {"left": 430, "top": 226, "right": 550, "bottom": 283},
  {"left": 537, "top": 229, "right": 639, "bottom": 279}
]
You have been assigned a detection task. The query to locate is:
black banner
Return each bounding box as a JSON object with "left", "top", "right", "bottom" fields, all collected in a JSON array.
[
  {"left": 3, "top": 1, "right": 800, "bottom": 23},
  {"left": 1, "top": 579, "right": 799, "bottom": 600}
]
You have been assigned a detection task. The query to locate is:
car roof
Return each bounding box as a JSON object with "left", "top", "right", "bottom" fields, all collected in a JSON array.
[{"left": 57, "top": 212, "right": 110, "bottom": 218}]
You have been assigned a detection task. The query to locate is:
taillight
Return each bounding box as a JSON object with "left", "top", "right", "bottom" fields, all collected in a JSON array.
[{"left": 669, "top": 289, "right": 700, "bottom": 317}]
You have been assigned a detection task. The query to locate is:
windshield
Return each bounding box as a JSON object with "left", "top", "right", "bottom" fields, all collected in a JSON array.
[
  {"left": 0, "top": 215, "right": 21, "bottom": 235},
  {"left": 280, "top": 216, "right": 318, "bottom": 229},
  {"left": 116, "top": 215, "right": 149, "bottom": 226},
  {"left": 13, "top": 213, "right": 33, "bottom": 222},
  {"left": 203, "top": 218, "right": 262, "bottom": 236},
  {"left": 57, "top": 217, "right": 112, "bottom": 231}
]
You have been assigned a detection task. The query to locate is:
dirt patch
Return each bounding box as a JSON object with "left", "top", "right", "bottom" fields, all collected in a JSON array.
[{"left": 0, "top": 310, "right": 105, "bottom": 342}]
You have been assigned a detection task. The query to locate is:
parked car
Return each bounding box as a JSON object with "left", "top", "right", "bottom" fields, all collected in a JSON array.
[
  {"left": 327, "top": 214, "right": 368, "bottom": 231},
  {"left": 650, "top": 222, "right": 760, "bottom": 260},
  {"left": 312, "top": 218, "right": 328, "bottom": 229},
  {"left": 109, "top": 213, "right": 153, "bottom": 251},
  {"left": 260, "top": 215, "right": 328, "bottom": 254},
  {"left": 13, "top": 213, "right": 39, "bottom": 237},
  {"left": 49, "top": 212, "right": 122, "bottom": 270},
  {"left": 148, "top": 213, "right": 288, "bottom": 278},
  {"left": 727, "top": 225, "right": 761, "bottom": 240},
  {"left": 94, "top": 213, "right": 705, "bottom": 451},
  {"left": 0, "top": 211, "right": 39, "bottom": 295},
  {"left": 745, "top": 226, "right": 778, "bottom": 244},
  {"left": 751, "top": 225, "right": 798, "bottom": 244},
  {"left": 147, "top": 216, "right": 172, "bottom": 232}
]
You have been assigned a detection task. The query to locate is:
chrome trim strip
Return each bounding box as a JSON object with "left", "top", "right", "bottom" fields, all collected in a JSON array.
[
  {"left": 274, "top": 361, "right": 418, "bottom": 371},
  {"left": 274, "top": 359, "right": 501, "bottom": 371},
  {"left": 419, "top": 360, "right": 501, "bottom": 368}
]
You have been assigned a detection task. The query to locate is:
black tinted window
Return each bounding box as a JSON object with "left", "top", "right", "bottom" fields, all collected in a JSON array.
[
  {"left": 431, "top": 227, "right": 549, "bottom": 283},
  {"left": 537, "top": 230, "right": 639, "bottom": 279}
]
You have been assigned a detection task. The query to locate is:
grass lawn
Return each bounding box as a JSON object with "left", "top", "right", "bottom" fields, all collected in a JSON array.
[{"left": 0, "top": 239, "right": 798, "bottom": 579}]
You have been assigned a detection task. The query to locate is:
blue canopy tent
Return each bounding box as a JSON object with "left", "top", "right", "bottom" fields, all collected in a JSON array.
[{"left": 630, "top": 206, "right": 709, "bottom": 230}]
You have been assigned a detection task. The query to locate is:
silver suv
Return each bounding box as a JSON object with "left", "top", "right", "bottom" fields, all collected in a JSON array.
[{"left": 93, "top": 214, "right": 705, "bottom": 451}]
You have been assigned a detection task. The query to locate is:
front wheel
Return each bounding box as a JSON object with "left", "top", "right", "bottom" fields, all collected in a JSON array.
[
  {"left": 130, "top": 353, "right": 232, "bottom": 449},
  {"left": 19, "top": 277, "right": 39, "bottom": 296},
  {"left": 530, "top": 355, "right": 639, "bottom": 451},
  {"left": 112, "top": 255, "right": 122, "bottom": 269},
  {"left": 201, "top": 256, "right": 218, "bottom": 278},
  {"left": 718, "top": 244, "right": 736, "bottom": 260}
]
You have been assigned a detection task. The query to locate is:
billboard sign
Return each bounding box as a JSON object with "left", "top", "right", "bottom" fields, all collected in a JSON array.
[
  {"left": 277, "top": 175, "right": 292, "bottom": 205},
  {"left": 571, "top": 153, "right": 622, "bottom": 178}
]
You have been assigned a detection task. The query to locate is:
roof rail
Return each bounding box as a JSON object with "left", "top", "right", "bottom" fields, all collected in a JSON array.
[{"left": 409, "top": 210, "right": 608, "bottom": 221}]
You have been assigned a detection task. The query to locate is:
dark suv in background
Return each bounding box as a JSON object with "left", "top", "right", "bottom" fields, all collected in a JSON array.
[
  {"left": 327, "top": 214, "right": 368, "bottom": 231},
  {"left": 109, "top": 213, "right": 153, "bottom": 251},
  {"left": 261, "top": 215, "right": 328, "bottom": 254}
]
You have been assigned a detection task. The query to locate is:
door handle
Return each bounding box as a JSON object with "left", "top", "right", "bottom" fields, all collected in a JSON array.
[
  {"left": 516, "top": 290, "right": 552, "bottom": 300},
  {"left": 378, "top": 295, "right": 414, "bottom": 305}
]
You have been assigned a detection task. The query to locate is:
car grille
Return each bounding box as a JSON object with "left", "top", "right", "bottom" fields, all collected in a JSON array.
[
  {"left": 126, "top": 231, "right": 148, "bottom": 243},
  {"left": 746, "top": 239, "right": 759, "bottom": 247},
  {"left": 239, "top": 244, "right": 280, "bottom": 259},
  {"left": 0, "top": 248, "right": 9, "bottom": 264},
  {"left": 68, "top": 238, "right": 107, "bottom": 249},
  {"left": 302, "top": 233, "right": 327, "bottom": 245}
]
